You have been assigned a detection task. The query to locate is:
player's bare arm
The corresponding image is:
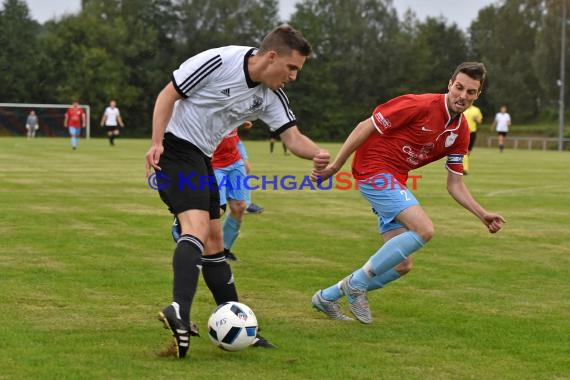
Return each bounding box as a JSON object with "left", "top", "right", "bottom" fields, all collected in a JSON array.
[
  {"left": 145, "top": 83, "right": 182, "bottom": 176},
  {"left": 279, "top": 126, "right": 329, "bottom": 168},
  {"left": 311, "top": 119, "right": 376, "bottom": 182},
  {"left": 446, "top": 171, "right": 506, "bottom": 233}
]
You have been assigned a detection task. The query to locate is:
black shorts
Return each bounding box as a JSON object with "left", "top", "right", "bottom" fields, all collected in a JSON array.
[
  {"left": 106, "top": 125, "right": 120, "bottom": 132},
  {"left": 468, "top": 131, "right": 477, "bottom": 151},
  {"left": 156, "top": 133, "right": 220, "bottom": 219},
  {"left": 497, "top": 131, "right": 508, "bottom": 137}
]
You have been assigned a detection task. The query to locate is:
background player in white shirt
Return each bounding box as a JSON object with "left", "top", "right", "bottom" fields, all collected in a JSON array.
[
  {"left": 145, "top": 25, "right": 330, "bottom": 358},
  {"left": 491, "top": 105, "right": 511, "bottom": 152},
  {"left": 100, "top": 100, "right": 124, "bottom": 146}
]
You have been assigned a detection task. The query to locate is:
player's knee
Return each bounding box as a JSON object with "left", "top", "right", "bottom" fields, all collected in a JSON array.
[
  {"left": 230, "top": 200, "right": 247, "bottom": 217},
  {"left": 416, "top": 223, "right": 435, "bottom": 242}
]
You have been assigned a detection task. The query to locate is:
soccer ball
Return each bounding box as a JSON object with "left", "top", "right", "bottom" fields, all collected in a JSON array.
[{"left": 207, "top": 301, "right": 258, "bottom": 351}]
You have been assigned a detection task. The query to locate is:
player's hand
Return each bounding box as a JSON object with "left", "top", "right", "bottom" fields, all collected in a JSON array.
[
  {"left": 310, "top": 165, "right": 336, "bottom": 182},
  {"left": 313, "top": 149, "right": 330, "bottom": 171},
  {"left": 482, "top": 212, "right": 506, "bottom": 233},
  {"left": 145, "top": 144, "right": 164, "bottom": 177},
  {"left": 241, "top": 121, "right": 253, "bottom": 129}
]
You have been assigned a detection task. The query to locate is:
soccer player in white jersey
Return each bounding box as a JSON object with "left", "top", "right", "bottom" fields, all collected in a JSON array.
[
  {"left": 100, "top": 100, "right": 124, "bottom": 146},
  {"left": 491, "top": 105, "right": 511, "bottom": 152},
  {"left": 145, "top": 25, "right": 330, "bottom": 358},
  {"left": 310, "top": 62, "right": 505, "bottom": 324}
]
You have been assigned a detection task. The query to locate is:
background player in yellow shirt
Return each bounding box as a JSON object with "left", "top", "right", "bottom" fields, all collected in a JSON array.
[{"left": 462, "top": 104, "right": 483, "bottom": 174}]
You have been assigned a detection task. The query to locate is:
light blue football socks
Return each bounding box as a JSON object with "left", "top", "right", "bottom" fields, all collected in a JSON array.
[
  {"left": 222, "top": 214, "right": 241, "bottom": 250},
  {"left": 320, "top": 231, "right": 424, "bottom": 301},
  {"left": 321, "top": 268, "right": 403, "bottom": 301},
  {"left": 350, "top": 231, "right": 425, "bottom": 290},
  {"left": 366, "top": 268, "right": 401, "bottom": 291}
]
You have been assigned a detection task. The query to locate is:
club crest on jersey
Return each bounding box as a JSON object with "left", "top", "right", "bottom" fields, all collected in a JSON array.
[
  {"left": 248, "top": 95, "right": 263, "bottom": 112},
  {"left": 445, "top": 132, "right": 458, "bottom": 147}
]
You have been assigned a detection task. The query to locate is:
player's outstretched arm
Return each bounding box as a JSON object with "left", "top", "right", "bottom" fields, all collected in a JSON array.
[
  {"left": 279, "top": 126, "right": 330, "bottom": 169},
  {"left": 280, "top": 126, "right": 321, "bottom": 158},
  {"left": 310, "top": 118, "right": 375, "bottom": 182},
  {"left": 447, "top": 172, "right": 506, "bottom": 233}
]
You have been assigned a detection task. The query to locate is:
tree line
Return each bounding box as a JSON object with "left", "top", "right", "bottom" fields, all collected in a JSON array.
[{"left": 0, "top": 0, "right": 568, "bottom": 140}]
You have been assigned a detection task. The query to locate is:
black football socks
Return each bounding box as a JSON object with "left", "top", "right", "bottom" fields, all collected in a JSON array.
[
  {"left": 202, "top": 252, "right": 239, "bottom": 305},
  {"left": 172, "top": 234, "right": 204, "bottom": 324}
]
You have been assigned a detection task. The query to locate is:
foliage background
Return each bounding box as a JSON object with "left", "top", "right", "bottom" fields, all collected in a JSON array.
[{"left": 1, "top": 0, "right": 569, "bottom": 140}]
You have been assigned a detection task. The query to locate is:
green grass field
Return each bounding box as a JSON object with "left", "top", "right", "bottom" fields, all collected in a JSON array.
[{"left": 1, "top": 137, "right": 569, "bottom": 380}]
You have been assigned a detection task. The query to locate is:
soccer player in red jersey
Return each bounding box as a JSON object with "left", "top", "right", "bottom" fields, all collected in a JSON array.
[
  {"left": 64, "top": 100, "right": 86, "bottom": 150},
  {"left": 211, "top": 125, "right": 249, "bottom": 261},
  {"left": 311, "top": 62, "right": 506, "bottom": 323}
]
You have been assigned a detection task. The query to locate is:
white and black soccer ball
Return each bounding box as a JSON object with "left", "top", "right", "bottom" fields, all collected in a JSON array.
[{"left": 207, "top": 301, "right": 258, "bottom": 351}]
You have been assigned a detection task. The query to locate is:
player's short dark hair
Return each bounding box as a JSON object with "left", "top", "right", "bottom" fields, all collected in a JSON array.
[
  {"left": 451, "top": 62, "right": 487, "bottom": 89},
  {"left": 258, "top": 25, "right": 312, "bottom": 57}
]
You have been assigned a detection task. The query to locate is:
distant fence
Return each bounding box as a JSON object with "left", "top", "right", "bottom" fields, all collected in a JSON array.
[{"left": 487, "top": 136, "right": 570, "bottom": 150}]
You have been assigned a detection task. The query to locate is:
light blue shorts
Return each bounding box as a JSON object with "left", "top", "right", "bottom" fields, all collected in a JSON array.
[
  {"left": 214, "top": 160, "right": 248, "bottom": 206},
  {"left": 68, "top": 127, "right": 81, "bottom": 136},
  {"left": 358, "top": 173, "right": 419, "bottom": 234}
]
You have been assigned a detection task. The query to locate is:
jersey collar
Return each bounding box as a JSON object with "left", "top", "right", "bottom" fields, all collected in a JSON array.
[
  {"left": 442, "top": 93, "right": 462, "bottom": 129},
  {"left": 244, "top": 48, "right": 260, "bottom": 88},
  {"left": 434, "top": 94, "right": 463, "bottom": 143}
]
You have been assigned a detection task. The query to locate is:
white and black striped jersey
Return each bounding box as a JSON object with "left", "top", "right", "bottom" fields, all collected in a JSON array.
[{"left": 166, "top": 45, "right": 297, "bottom": 157}]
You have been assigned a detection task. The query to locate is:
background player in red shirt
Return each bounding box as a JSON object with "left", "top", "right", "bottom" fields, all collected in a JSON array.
[
  {"left": 212, "top": 122, "right": 252, "bottom": 261},
  {"left": 64, "top": 100, "right": 86, "bottom": 150},
  {"left": 310, "top": 62, "right": 506, "bottom": 323}
]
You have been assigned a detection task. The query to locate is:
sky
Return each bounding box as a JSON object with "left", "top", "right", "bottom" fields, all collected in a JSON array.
[{"left": 23, "top": 0, "right": 498, "bottom": 31}]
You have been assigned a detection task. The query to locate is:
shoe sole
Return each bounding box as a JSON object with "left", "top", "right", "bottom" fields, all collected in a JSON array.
[{"left": 158, "top": 311, "right": 182, "bottom": 358}]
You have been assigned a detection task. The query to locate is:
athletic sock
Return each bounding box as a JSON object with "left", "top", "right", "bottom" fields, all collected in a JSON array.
[
  {"left": 366, "top": 268, "right": 401, "bottom": 291},
  {"left": 172, "top": 234, "right": 204, "bottom": 324},
  {"left": 202, "top": 252, "right": 238, "bottom": 305},
  {"left": 322, "top": 267, "right": 403, "bottom": 300},
  {"left": 222, "top": 215, "right": 241, "bottom": 250},
  {"left": 321, "top": 281, "right": 343, "bottom": 301},
  {"left": 350, "top": 231, "right": 425, "bottom": 290},
  {"left": 244, "top": 190, "right": 252, "bottom": 207}
]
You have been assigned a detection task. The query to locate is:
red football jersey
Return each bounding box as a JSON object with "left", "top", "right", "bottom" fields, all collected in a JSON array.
[
  {"left": 65, "top": 106, "right": 85, "bottom": 128},
  {"left": 212, "top": 129, "right": 242, "bottom": 169},
  {"left": 352, "top": 93, "right": 469, "bottom": 184}
]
